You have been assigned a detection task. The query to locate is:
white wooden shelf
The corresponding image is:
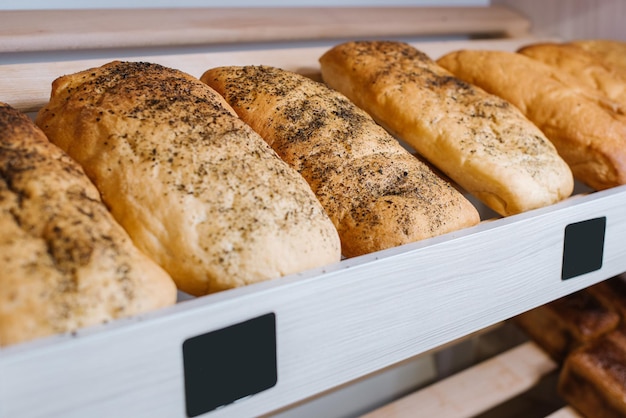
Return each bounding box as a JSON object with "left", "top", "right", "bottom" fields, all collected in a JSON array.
[
  {"left": 0, "top": 10, "right": 624, "bottom": 416},
  {"left": 2, "top": 182, "right": 625, "bottom": 418}
]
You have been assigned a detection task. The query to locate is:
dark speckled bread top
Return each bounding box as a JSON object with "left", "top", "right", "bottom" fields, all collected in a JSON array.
[
  {"left": 202, "top": 65, "right": 480, "bottom": 257},
  {"left": 320, "top": 41, "right": 574, "bottom": 216},
  {"left": 35, "top": 61, "right": 341, "bottom": 296},
  {"left": 0, "top": 102, "right": 177, "bottom": 347}
]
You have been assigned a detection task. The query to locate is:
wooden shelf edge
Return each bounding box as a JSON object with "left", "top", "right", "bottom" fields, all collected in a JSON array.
[
  {"left": 361, "top": 341, "right": 557, "bottom": 418},
  {"left": 0, "top": 5, "right": 530, "bottom": 53},
  {"left": 0, "top": 37, "right": 544, "bottom": 114}
]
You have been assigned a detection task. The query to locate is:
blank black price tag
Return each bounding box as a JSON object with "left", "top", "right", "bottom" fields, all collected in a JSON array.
[
  {"left": 183, "top": 313, "right": 277, "bottom": 417},
  {"left": 562, "top": 217, "right": 606, "bottom": 280}
]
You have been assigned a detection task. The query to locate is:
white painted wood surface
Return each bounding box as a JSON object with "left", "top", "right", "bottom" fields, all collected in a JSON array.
[{"left": 2, "top": 181, "right": 625, "bottom": 417}]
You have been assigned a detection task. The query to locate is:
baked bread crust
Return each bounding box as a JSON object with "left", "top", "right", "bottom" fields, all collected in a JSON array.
[
  {"left": 437, "top": 49, "right": 626, "bottom": 191},
  {"left": 36, "top": 61, "right": 341, "bottom": 296},
  {"left": 0, "top": 102, "right": 177, "bottom": 347},
  {"left": 559, "top": 326, "right": 626, "bottom": 418},
  {"left": 569, "top": 39, "right": 626, "bottom": 72},
  {"left": 320, "top": 41, "right": 573, "bottom": 216},
  {"left": 515, "top": 289, "right": 620, "bottom": 362},
  {"left": 518, "top": 42, "right": 626, "bottom": 109},
  {"left": 586, "top": 276, "right": 626, "bottom": 320},
  {"left": 201, "top": 65, "right": 480, "bottom": 257}
]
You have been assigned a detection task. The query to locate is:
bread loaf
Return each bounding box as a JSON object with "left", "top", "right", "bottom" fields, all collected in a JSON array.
[
  {"left": 569, "top": 39, "right": 626, "bottom": 72},
  {"left": 514, "top": 288, "right": 620, "bottom": 362},
  {"left": 0, "top": 102, "right": 177, "bottom": 347},
  {"left": 320, "top": 41, "right": 573, "bottom": 217},
  {"left": 201, "top": 65, "right": 480, "bottom": 257},
  {"left": 559, "top": 326, "right": 626, "bottom": 417},
  {"left": 518, "top": 42, "right": 626, "bottom": 109},
  {"left": 437, "top": 49, "right": 626, "bottom": 191},
  {"left": 586, "top": 276, "right": 626, "bottom": 320},
  {"left": 36, "top": 61, "right": 341, "bottom": 296}
]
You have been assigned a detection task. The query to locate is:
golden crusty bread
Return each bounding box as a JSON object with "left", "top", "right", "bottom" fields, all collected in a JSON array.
[
  {"left": 319, "top": 41, "right": 573, "bottom": 217},
  {"left": 438, "top": 49, "right": 626, "bottom": 191},
  {"left": 586, "top": 276, "right": 626, "bottom": 320},
  {"left": 201, "top": 65, "right": 480, "bottom": 257},
  {"left": 559, "top": 326, "right": 626, "bottom": 417},
  {"left": 0, "top": 102, "right": 177, "bottom": 347},
  {"left": 569, "top": 39, "right": 626, "bottom": 72},
  {"left": 514, "top": 288, "right": 620, "bottom": 363},
  {"left": 518, "top": 42, "right": 626, "bottom": 109},
  {"left": 36, "top": 61, "right": 341, "bottom": 296}
]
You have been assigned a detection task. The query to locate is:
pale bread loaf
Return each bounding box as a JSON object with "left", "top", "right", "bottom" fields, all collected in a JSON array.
[
  {"left": 0, "top": 102, "right": 177, "bottom": 347},
  {"left": 320, "top": 41, "right": 573, "bottom": 216},
  {"left": 569, "top": 39, "right": 626, "bottom": 72},
  {"left": 201, "top": 65, "right": 480, "bottom": 257},
  {"left": 36, "top": 61, "right": 341, "bottom": 296},
  {"left": 437, "top": 49, "right": 626, "bottom": 191},
  {"left": 518, "top": 42, "right": 626, "bottom": 110}
]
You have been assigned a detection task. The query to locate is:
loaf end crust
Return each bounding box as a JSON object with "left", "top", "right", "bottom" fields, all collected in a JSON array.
[
  {"left": 1, "top": 102, "right": 177, "bottom": 346},
  {"left": 518, "top": 42, "right": 626, "bottom": 110},
  {"left": 438, "top": 49, "right": 626, "bottom": 191},
  {"left": 569, "top": 39, "right": 626, "bottom": 72}
]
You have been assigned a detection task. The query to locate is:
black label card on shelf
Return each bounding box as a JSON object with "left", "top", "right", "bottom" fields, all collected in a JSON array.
[
  {"left": 562, "top": 217, "right": 607, "bottom": 280},
  {"left": 183, "top": 312, "right": 277, "bottom": 417}
]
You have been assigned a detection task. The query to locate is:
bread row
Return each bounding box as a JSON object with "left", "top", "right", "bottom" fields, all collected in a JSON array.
[
  {"left": 438, "top": 40, "right": 626, "bottom": 191},
  {"left": 201, "top": 64, "right": 478, "bottom": 257},
  {"left": 2, "top": 61, "right": 344, "bottom": 346},
  {"left": 2, "top": 38, "right": 625, "bottom": 347},
  {"left": 514, "top": 276, "right": 626, "bottom": 417}
]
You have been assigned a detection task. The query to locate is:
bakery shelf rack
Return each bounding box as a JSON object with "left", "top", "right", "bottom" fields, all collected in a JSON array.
[{"left": 1, "top": 6, "right": 625, "bottom": 418}]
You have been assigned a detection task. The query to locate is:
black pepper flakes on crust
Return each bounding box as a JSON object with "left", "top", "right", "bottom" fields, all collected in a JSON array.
[
  {"left": 35, "top": 61, "right": 341, "bottom": 296},
  {"left": 319, "top": 41, "right": 574, "bottom": 216},
  {"left": 0, "top": 102, "right": 176, "bottom": 347},
  {"left": 202, "top": 65, "right": 480, "bottom": 257}
]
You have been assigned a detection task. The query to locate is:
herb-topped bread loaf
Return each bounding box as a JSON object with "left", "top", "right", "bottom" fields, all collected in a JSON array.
[{"left": 36, "top": 61, "right": 341, "bottom": 296}]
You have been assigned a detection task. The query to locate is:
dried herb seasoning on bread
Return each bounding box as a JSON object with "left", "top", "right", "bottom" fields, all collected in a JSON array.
[
  {"left": 0, "top": 102, "right": 176, "bottom": 346},
  {"left": 36, "top": 61, "right": 341, "bottom": 296},
  {"left": 202, "top": 65, "right": 480, "bottom": 257}
]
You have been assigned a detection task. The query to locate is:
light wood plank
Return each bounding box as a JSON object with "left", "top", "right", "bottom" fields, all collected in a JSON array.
[
  {"left": 545, "top": 406, "right": 583, "bottom": 418},
  {"left": 361, "top": 342, "right": 557, "bottom": 418},
  {"left": 0, "top": 37, "right": 541, "bottom": 113},
  {"left": 0, "top": 6, "right": 529, "bottom": 53},
  {"left": 493, "top": 0, "right": 626, "bottom": 41}
]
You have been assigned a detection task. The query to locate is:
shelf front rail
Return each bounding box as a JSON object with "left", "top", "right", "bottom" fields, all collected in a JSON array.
[{"left": 1, "top": 185, "right": 625, "bottom": 418}]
